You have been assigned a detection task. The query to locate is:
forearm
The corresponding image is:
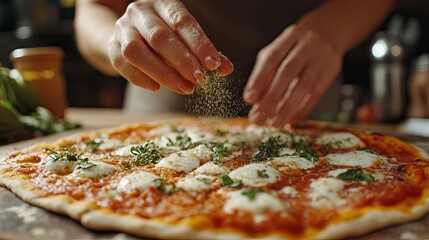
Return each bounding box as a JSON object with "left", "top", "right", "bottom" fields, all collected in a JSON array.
[
  {"left": 297, "top": 0, "right": 394, "bottom": 55},
  {"left": 74, "top": 0, "right": 128, "bottom": 76}
]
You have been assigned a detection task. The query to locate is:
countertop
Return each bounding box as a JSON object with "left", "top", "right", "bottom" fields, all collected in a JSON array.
[{"left": 1, "top": 108, "right": 429, "bottom": 240}]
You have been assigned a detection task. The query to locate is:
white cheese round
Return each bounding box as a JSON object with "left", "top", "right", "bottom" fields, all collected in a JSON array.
[
  {"left": 194, "top": 162, "right": 230, "bottom": 176},
  {"left": 325, "top": 150, "right": 387, "bottom": 168},
  {"left": 185, "top": 145, "right": 212, "bottom": 162},
  {"left": 71, "top": 161, "right": 119, "bottom": 179},
  {"left": 268, "top": 155, "right": 315, "bottom": 169},
  {"left": 327, "top": 168, "right": 349, "bottom": 177},
  {"left": 176, "top": 175, "right": 215, "bottom": 192},
  {"left": 280, "top": 186, "right": 298, "bottom": 197},
  {"left": 97, "top": 139, "right": 124, "bottom": 150},
  {"left": 316, "top": 132, "right": 365, "bottom": 149},
  {"left": 308, "top": 178, "right": 346, "bottom": 209},
  {"left": 156, "top": 153, "right": 200, "bottom": 173},
  {"left": 186, "top": 130, "right": 214, "bottom": 142},
  {"left": 117, "top": 171, "right": 160, "bottom": 192},
  {"left": 112, "top": 144, "right": 141, "bottom": 157},
  {"left": 224, "top": 191, "right": 285, "bottom": 214},
  {"left": 246, "top": 124, "right": 276, "bottom": 137},
  {"left": 45, "top": 160, "right": 76, "bottom": 175},
  {"left": 228, "top": 132, "right": 261, "bottom": 144},
  {"left": 228, "top": 163, "right": 280, "bottom": 187}
]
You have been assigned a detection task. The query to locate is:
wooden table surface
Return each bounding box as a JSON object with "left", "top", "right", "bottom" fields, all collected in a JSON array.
[{"left": 1, "top": 108, "right": 429, "bottom": 240}]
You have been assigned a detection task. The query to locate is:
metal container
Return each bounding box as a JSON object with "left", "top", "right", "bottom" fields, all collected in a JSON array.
[{"left": 370, "top": 32, "right": 405, "bottom": 122}]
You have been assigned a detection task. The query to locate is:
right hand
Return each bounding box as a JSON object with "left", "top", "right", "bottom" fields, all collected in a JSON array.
[{"left": 110, "top": 0, "right": 233, "bottom": 94}]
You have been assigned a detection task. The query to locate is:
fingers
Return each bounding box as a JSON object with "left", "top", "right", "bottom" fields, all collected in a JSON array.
[
  {"left": 154, "top": 0, "right": 231, "bottom": 71},
  {"left": 272, "top": 50, "right": 341, "bottom": 127},
  {"left": 217, "top": 53, "right": 234, "bottom": 77},
  {"left": 129, "top": 5, "right": 205, "bottom": 85},
  {"left": 246, "top": 25, "right": 342, "bottom": 127},
  {"left": 111, "top": 27, "right": 195, "bottom": 94},
  {"left": 244, "top": 26, "right": 301, "bottom": 104}
]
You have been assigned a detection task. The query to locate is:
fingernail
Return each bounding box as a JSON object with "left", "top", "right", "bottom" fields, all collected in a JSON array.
[
  {"left": 204, "top": 56, "right": 221, "bottom": 70},
  {"left": 194, "top": 68, "right": 207, "bottom": 85},
  {"left": 244, "top": 90, "right": 258, "bottom": 103},
  {"left": 178, "top": 81, "right": 196, "bottom": 94}
]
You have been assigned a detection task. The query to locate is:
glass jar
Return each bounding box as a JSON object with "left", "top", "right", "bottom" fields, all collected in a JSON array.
[{"left": 9, "top": 47, "right": 67, "bottom": 118}]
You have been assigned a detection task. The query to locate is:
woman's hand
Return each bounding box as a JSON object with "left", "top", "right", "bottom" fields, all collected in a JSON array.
[
  {"left": 110, "top": 0, "right": 233, "bottom": 94},
  {"left": 243, "top": 24, "right": 342, "bottom": 127}
]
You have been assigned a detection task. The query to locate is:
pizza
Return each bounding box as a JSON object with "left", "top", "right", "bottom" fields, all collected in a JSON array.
[{"left": 1, "top": 117, "right": 429, "bottom": 239}]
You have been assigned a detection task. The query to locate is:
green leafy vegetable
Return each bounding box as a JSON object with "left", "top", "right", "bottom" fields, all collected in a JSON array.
[
  {"left": 219, "top": 175, "right": 242, "bottom": 188},
  {"left": 166, "top": 135, "right": 193, "bottom": 149},
  {"left": 210, "top": 142, "right": 231, "bottom": 165},
  {"left": 337, "top": 168, "right": 375, "bottom": 183},
  {"left": 293, "top": 142, "right": 319, "bottom": 162},
  {"left": 257, "top": 169, "right": 269, "bottom": 178},
  {"left": 154, "top": 178, "right": 178, "bottom": 194},
  {"left": 129, "top": 141, "right": 162, "bottom": 167},
  {"left": 45, "top": 147, "right": 96, "bottom": 169},
  {"left": 215, "top": 129, "right": 229, "bottom": 137},
  {"left": 250, "top": 136, "right": 286, "bottom": 162},
  {"left": 0, "top": 66, "right": 80, "bottom": 142},
  {"left": 85, "top": 138, "right": 104, "bottom": 152},
  {"left": 241, "top": 187, "right": 264, "bottom": 201}
]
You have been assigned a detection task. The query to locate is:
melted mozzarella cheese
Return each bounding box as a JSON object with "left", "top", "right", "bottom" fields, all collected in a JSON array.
[
  {"left": 97, "top": 138, "right": 124, "bottom": 150},
  {"left": 228, "top": 132, "right": 261, "bottom": 144},
  {"left": 280, "top": 186, "right": 298, "bottom": 197},
  {"left": 176, "top": 175, "right": 215, "bottom": 192},
  {"left": 186, "top": 145, "right": 212, "bottom": 162},
  {"left": 186, "top": 130, "right": 214, "bottom": 142},
  {"left": 269, "top": 155, "right": 315, "bottom": 169},
  {"left": 117, "top": 171, "right": 160, "bottom": 192},
  {"left": 316, "top": 132, "right": 365, "bottom": 149},
  {"left": 71, "top": 161, "right": 119, "bottom": 179},
  {"left": 308, "top": 178, "right": 346, "bottom": 209},
  {"left": 246, "top": 124, "right": 276, "bottom": 137},
  {"left": 112, "top": 144, "right": 141, "bottom": 157},
  {"left": 325, "top": 150, "right": 387, "bottom": 168},
  {"left": 194, "top": 162, "right": 230, "bottom": 175},
  {"left": 45, "top": 161, "right": 76, "bottom": 175},
  {"left": 327, "top": 168, "right": 349, "bottom": 177},
  {"left": 156, "top": 153, "right": 200, "bottom": 173},
  {"left": 152, "top": 132, "right": 183, "bottom": 148},
  {"left": 224, "top": 191, "right": 285, "bottom": 214},
  {"left": 229, "top": 164, "right": 280, "bottom": 187}
]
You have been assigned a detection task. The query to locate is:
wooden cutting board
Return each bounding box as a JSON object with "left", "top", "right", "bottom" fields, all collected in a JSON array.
[{"left": 1, "top": 130, "right": 429, "bottom": 240}]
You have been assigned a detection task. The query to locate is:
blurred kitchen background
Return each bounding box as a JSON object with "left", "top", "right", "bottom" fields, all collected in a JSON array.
[{"left": 0, "top": 0, "right": 428, "bottom": 124}]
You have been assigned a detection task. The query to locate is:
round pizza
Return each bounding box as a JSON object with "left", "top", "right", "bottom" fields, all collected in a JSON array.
[{"left": 1, "top": 117, "right": 429, "bottom": 239}]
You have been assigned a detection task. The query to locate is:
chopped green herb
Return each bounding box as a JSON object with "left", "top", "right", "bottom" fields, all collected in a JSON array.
[
  {"left": 196, "top": 177, "right": 211, "bottom": 184},
  {"left": 219, "top": 175, "right": 242, "bottom": 188},
  {"left": 44, "top": 147, "right": 96, "bottom": 169},
  {"left": 292, "top": 142, "right": 319, "bottom": 162},
  {"left": 168, "top": 124, "right": 184, "bottom": 133},
  {"left": 211, "top": 142, "right": 231, "bottom": 165},
  {"left": 85, "top": 138, "right": 104, "bottom": 152},
  {"left": 319, "top": 140, "right": 342, "bottom": 153},
  {"left": 257, "top": 169, "right": 269, "bottom": 178},
  {"left": 129, "top": 141, "right": 162, "bottom": 167},
  {"left": 166, "top": 135, "right": 195, "bottom": 150},
  {"left": 154, "top": 178, "right": 177, "bottom": 194},
  {"left": 361, "top": 148, "right": 378, "bottom": 155},
  {"left": 250, "top": 136, "right": 286, "bottom": 162},
  {"left": 241, "top": 187, "right": 264, "bottom": 201},
  {"left": 215, "top": 129, "right": 229, "bottom": 137},
  {"left": 337, "top": 168, "right": 375, "bottom": 183}
]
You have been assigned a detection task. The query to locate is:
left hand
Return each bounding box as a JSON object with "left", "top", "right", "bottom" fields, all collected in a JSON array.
[{"left": 243, "top": 24, "right": 342, "bottom": 127}]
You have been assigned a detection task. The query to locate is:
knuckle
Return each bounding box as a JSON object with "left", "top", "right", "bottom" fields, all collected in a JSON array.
[
  {"left": 147, "top": 27, "right": 170, "bottom": 49},
  {"left": 258, "top": 46, "right": 282, "bottom": 61},
  {"left": 121, "top": 38, "right": 139, "bottom": 60},
  {"left": 170, "top": 11, "right": 194, "bottom": 30}
]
